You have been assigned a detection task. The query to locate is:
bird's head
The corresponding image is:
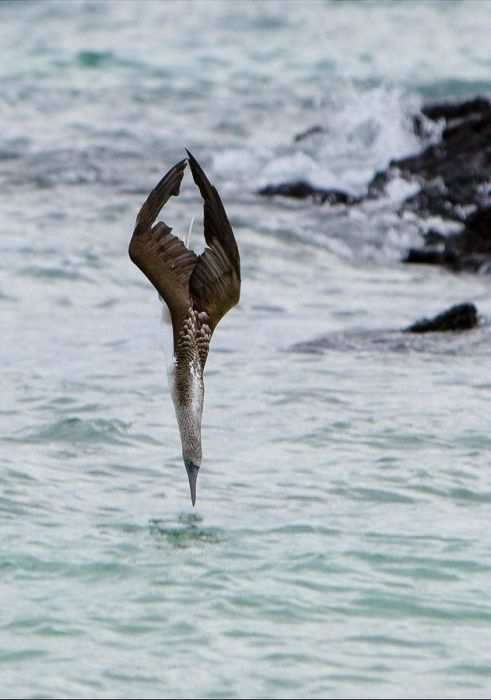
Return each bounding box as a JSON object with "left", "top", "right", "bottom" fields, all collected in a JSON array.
[{"left": 184, "top": 457, "right": 200, "bottom": 508}]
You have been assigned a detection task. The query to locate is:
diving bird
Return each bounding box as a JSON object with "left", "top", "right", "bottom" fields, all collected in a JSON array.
[{"left": 128, "top": 150, "right": 241, "bottom": 506}]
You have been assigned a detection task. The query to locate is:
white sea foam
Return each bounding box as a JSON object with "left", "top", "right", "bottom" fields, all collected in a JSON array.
[
  {"left": 384, "top": 175, "right": 420, "bottom": 203},
  {"left": 258, "top": 151, "right": 339, "bottom": 190},
  {"left": 215, "top": 86, "right": 434, "bottom": 197}
]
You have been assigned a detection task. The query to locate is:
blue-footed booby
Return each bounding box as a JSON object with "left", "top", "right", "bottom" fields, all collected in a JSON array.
[{"left": 128, "top": 150, "right": 241, "bottom": 506}]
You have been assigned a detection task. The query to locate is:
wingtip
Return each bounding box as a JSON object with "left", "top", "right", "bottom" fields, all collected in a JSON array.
[
  {"left": 166, "top": 158, "right": 188, "bottom": 198},
  {"left": 175, "top": 157, "right": 188, "bottom": 175},
  {"left": 185, "top": 148, "right": 209, "bottom": 193}
]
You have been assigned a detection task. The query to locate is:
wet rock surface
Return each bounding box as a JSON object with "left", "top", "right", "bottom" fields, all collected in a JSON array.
[
  {"left": 260, "top": 97, "right": 491, "bottom": 272},
  {"left": 257, "top": 180, "right": 359, "bottom": 205},
  {"left": 377, "top": 97, "right": 491, "bottom": 221},
  {"left": 403, "top": 206, "right": 491, "bottom": 272},
  {"left": 404, "top": 303, "right": 478, "bottom": 333},
  {"left": 290, "top": 304, "right": 481, "bottom": 356}
]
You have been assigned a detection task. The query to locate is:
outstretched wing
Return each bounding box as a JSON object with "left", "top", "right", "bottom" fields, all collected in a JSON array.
[
  {"left": 186, "top": 149, "right": 241, "bottom": 335},
  {"left": 128, "top": 159, "right": 198, "bottom": 344}
]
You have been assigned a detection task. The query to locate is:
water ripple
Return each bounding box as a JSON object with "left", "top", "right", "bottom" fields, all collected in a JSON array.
[{"left": 10, "top": 417, "right": 132, "bottom": 446}]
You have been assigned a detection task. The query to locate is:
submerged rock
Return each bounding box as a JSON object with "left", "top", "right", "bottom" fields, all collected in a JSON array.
[
  {"left": 290, "top": 303, "right": 480, "bottom": 356},
  {"left": 257, "top": 180, "right": 358, "bottom": 205},
  {"left": 404, "top": 303, "right": 478, "bottom": 333}
]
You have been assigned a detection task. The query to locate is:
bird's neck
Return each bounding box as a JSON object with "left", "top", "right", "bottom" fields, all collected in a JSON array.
[
  {"left": 165, "top": 306, "right": 212, "bottom": 466},
  {"left": 168, "top": 356, "right": 204, "bottom": 467}
]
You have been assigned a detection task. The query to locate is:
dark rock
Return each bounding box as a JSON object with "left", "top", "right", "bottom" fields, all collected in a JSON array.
[
  {"left": 413, "top": 97, "right": 491, "bottom": 138},
  {"left": 448, "top": 206, "right": 491, "bottom": 256},
  {"left": 403, "top": 206, "right": 491, "bottom": 272},
  {"left": 422, "top": 229, "right": 447, "bottom": 246},
  {"left": 294, "top": 125, "right": 326, "bottom": 142},
  {"left": 268, "top": 97, "right": 491, "bottom": 214},
  {"left": 404, "top": 303, "right": 478, "bottom": 333},
  {"left": 257, "top": 180, "right": 359, "bottom": 205},
  {"left": 258, "top": 180, "right": 322, "bottom": 200},
  {"left": 290, "top": 302, "right": 481, "bottom": 355},
  {"left": 403, "top": 247, "right": 460, "bottom": 269},
  {"left": 366, "top": 169, "right": 393, "bottom": 198},
  {"left": 371, "top": 96, "right": 491, "bottom": 271},
  {"left": 381, "top": 97, "right": 491, "bottom": 219},
  {"left": 261, "top": 96, "right": 491, "bottom": 272},
  {"left": 422, "top": 97, "right": 491, "bottom": 123}
]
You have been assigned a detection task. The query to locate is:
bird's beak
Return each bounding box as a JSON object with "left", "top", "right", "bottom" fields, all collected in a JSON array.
[{"left": 185, "top": 461, "right": 200, "bottom": 507}]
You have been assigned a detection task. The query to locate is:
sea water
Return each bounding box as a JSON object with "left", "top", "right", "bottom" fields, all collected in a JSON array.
[{"left": 2, "top": 2, "right": 491, "bottom": 698}]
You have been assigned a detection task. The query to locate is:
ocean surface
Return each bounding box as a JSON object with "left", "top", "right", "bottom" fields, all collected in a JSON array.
[{"left": 2, "top": 1, "right": 491, "bottom": 698}]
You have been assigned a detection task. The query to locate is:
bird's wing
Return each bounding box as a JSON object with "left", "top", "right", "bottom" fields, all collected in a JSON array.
[
  {"left": 186, "top": 150, "right": 241, "bottom": 341},
  {"left": 128, "top": 159, "right": 198, "bottom": 345}
]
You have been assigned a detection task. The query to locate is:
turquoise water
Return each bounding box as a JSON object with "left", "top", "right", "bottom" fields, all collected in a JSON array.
[{"left": 2, "top": 1, "right": 491, "bottom": 698}]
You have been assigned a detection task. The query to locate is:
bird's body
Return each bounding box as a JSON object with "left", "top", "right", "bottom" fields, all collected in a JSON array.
[{"left": 128, "top": 151, "right": 240, "bottom": 505}]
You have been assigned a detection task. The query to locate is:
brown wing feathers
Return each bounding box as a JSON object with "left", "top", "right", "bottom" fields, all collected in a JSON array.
[
  {"left": 133, "top": 159, "right": 187, "bottom": 236},
  {"left": 185, "top": 149, "right": 240, "bottom": 272},
  {"left": 128, "top": 159, "right": 197, "bottom": 338},
  {"left": 129, "top": 151, "right": 240, "bottom": 344},
  {"left": 186, "top": 149, "right": 241, "bottom": 331}
]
